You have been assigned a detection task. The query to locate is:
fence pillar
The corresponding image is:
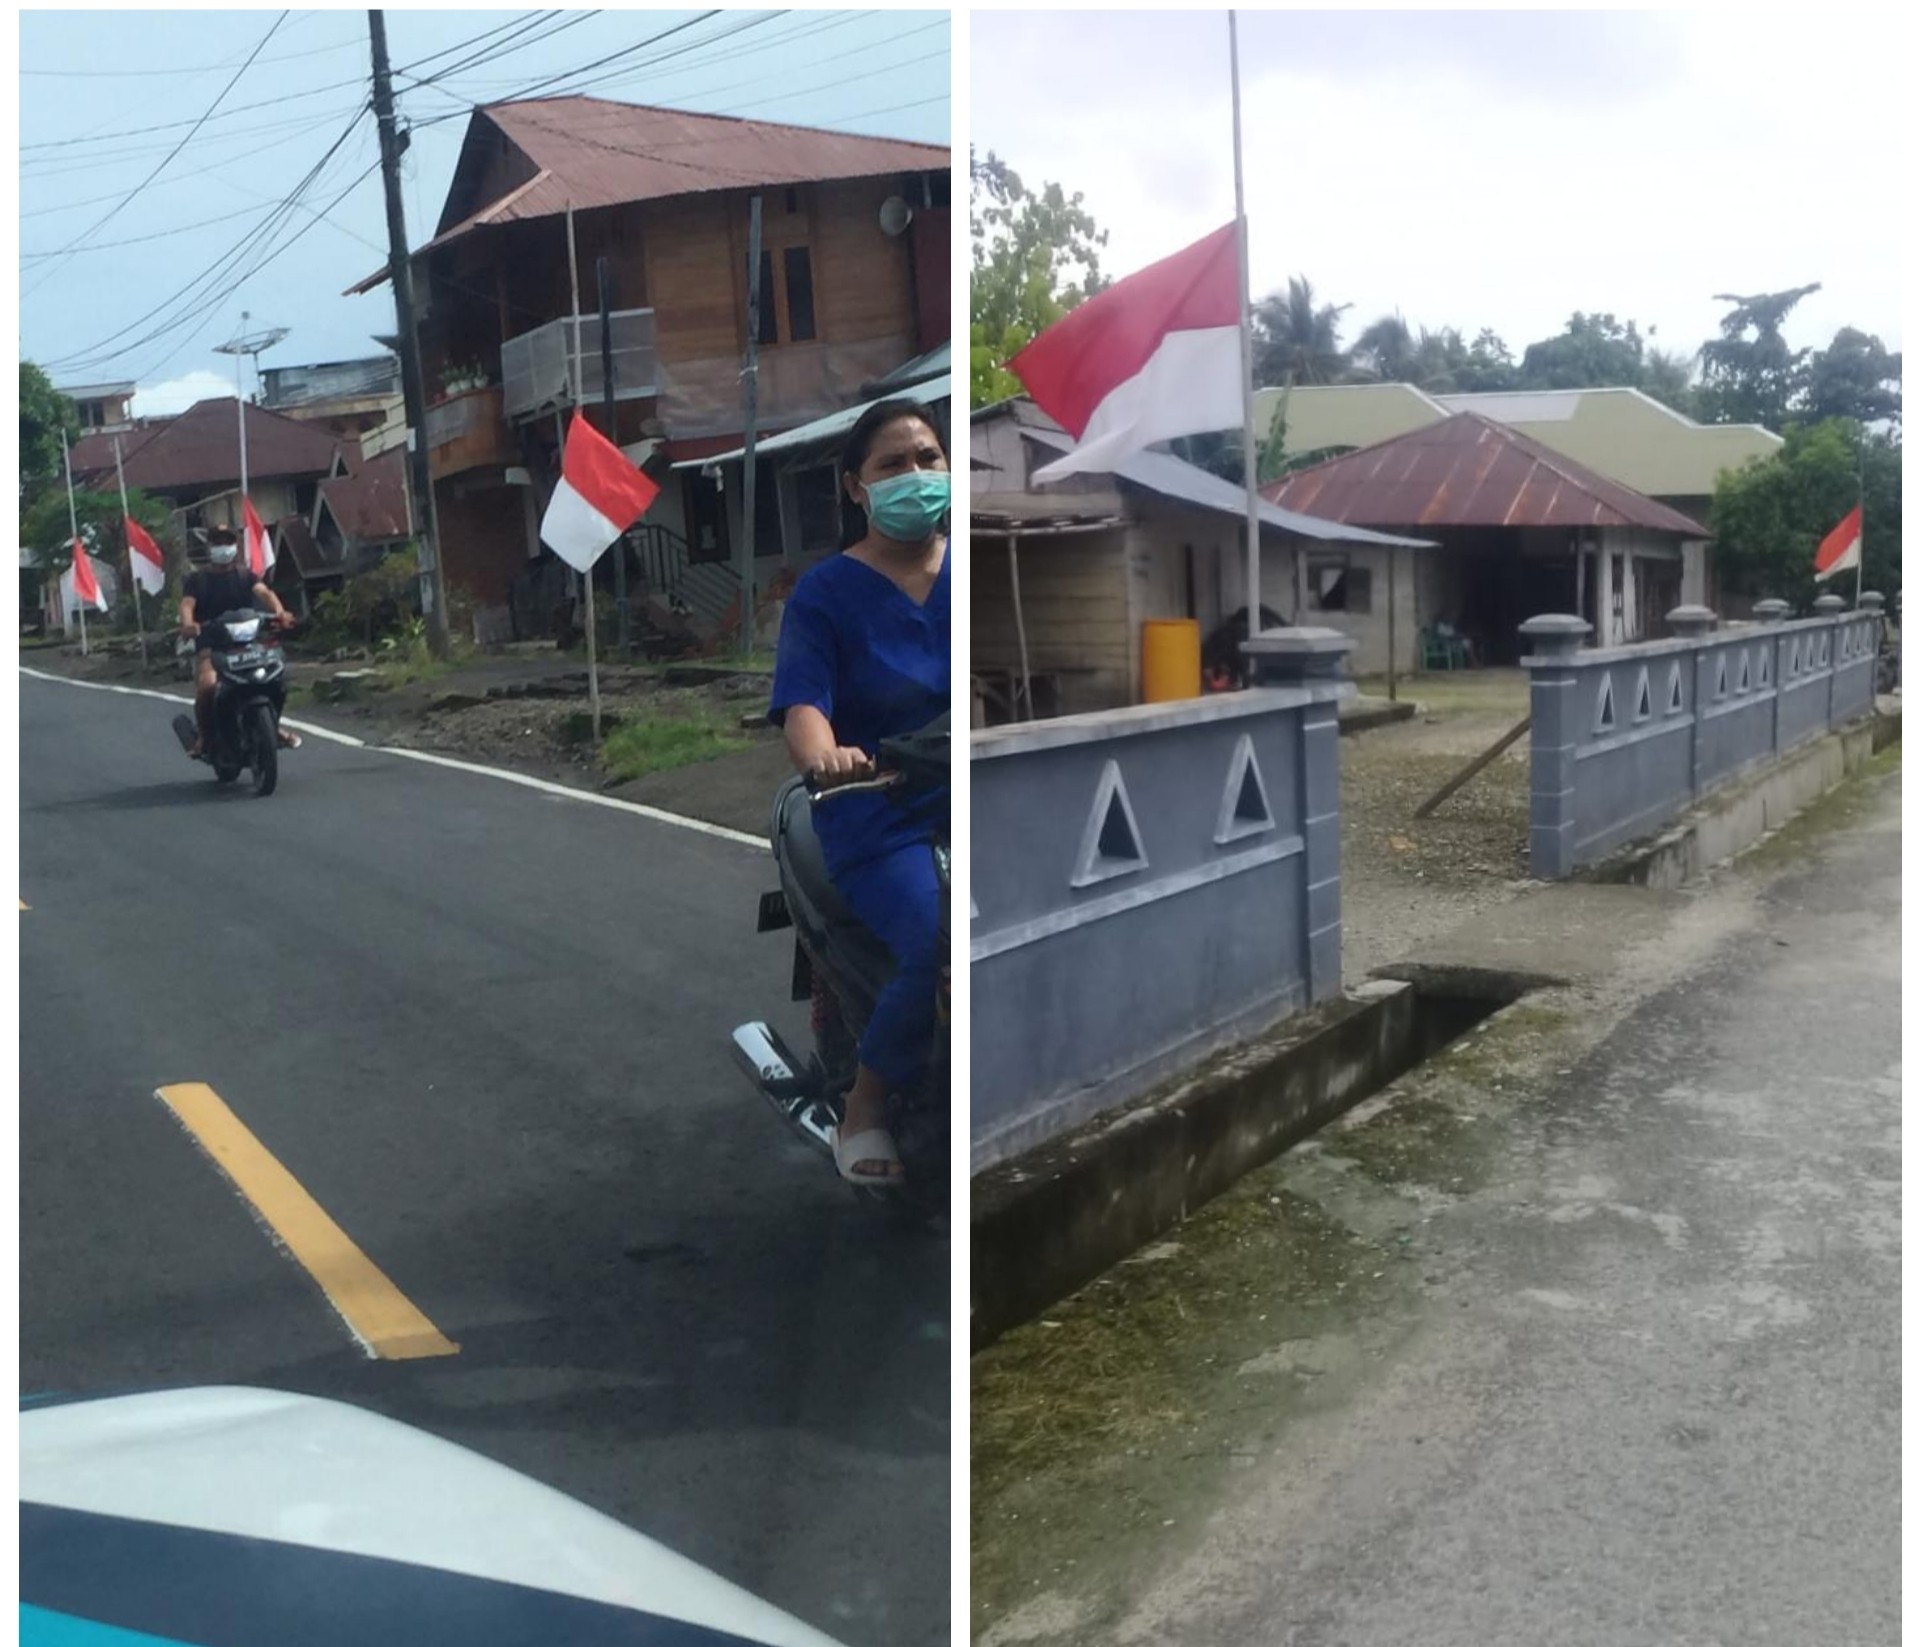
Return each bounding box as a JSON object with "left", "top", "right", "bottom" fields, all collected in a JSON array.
[
  {"left": 1243, "top": 628, "right": 1355, "bottom": 1002},
  {"left": 1752, "top": 600, "right": 1788, "bottom": 754},
  {"left": 1519, "top": 615, "right": 1591, "bottom": 880},
  {"left": 1667, "top": 605, "right": 1715, "bottom": 789},
  {"left": 1814, "top": 594, "right": 1845, "bottom": 725}
]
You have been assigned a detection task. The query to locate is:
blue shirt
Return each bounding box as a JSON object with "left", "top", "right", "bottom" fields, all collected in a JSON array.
[{"left": 769, "top": 549, "right": 950, "bottom": 876}]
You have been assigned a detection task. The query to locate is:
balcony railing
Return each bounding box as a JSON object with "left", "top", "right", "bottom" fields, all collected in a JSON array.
[
  {"left": 423, "top": 386, "right": 512, "bottom": 480},
  {"left": 501, "top": 308, "right": 658, "bottom": 421}
]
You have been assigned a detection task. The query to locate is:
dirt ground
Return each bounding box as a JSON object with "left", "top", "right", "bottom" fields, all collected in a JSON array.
[{"left": 1338, "top": 672, "right": 1535, "bottom": 981}]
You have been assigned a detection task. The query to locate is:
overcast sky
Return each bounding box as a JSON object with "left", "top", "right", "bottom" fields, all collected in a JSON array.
[
  {"left": 973, "top": 9, "right": 1903, "bottom": 371},
  {"left": 19, "top": 9, "right": 949, "bottom": 415}
]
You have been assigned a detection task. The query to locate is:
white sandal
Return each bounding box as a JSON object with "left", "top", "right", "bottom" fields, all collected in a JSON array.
[{"left": 831, "top": 1126, "right": 904, "bottom": 1188}]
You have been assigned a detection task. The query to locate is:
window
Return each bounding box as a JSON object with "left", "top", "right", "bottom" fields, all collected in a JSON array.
[
  {"left": 795, "top": 465, "right": 840, "bottom": 550},
  {"left": 784, "top": 187, "right": 800, "bottom": 215},
  {"left": 783, "top": 246, "right": 817, "bottom": 343},
  {"left": 749, "top": 250, "right": 778, "bottom": 346},
  {"left": 1307, "top": 555, "right": 1372, "bottom": 614}
]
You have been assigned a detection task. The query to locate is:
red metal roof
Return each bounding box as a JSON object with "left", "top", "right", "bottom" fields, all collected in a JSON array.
[
  {"left": 1261, "top": 412, "right": 1710, "bottom": 537},
  {"left": 316, "top": 447, "right": 410, "bottom": 544},
  {"left": 67, "top": 422, "right": 167, "bottom": 481},
  {"left": 349, "top": 97, "right": 947, "bottom": 293},
  {"left": 75, "top": 399, "right": 342, "bottom": 495}
]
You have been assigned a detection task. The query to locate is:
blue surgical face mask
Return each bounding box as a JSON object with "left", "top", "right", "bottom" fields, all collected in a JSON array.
[{"left": 862, "top": 469, "right": 950, "bottom": 543}]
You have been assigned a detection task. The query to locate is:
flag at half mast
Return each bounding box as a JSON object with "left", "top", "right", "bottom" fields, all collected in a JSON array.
[
  {"left": 1010, "top": 222, "right": 1242, "bottom": 483},
  {"left": 1813, "top": 503, "right": 1862, "bottom": 583}
]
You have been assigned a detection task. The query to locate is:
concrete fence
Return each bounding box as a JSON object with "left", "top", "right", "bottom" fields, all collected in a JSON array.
[
  {"left": 970, "top": 630, "right": 1355, "bottom": 1173},
  {"left": 1524, "top": 593, "right": 1885, "bottom": 878}
]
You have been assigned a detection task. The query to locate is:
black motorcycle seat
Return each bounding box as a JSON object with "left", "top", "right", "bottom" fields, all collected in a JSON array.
[{"left": 773, "top": 776, "right": 896, "bottom": 1002}]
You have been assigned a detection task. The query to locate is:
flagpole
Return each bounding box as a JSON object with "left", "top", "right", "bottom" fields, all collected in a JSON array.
[
  {"left": 566, "top": 199, "right": 602, "bottom": 742},
  {"left": 233, "top": 348, "right": 250, "bottom": 546},
  {"left": 61, "top": 425, "right": 88, "bottom": 657},
  {"left": 1229, "top": 10, "right": 1262, "bottom": 652},
  {"left": 114, "top": 434, "right": 150, "bottom": 672},
  {"left": 1854, "top": 436, "right": 1865, "bottom": 610}
]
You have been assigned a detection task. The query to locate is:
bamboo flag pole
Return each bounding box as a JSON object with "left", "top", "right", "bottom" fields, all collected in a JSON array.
[
  {"left": 61, "top": 426, "right": 88, "bottom": 656},
  {"left": 113, "top": 433, "right": 150, "bottom": 671},
  {"left": 565, "top": 200, "right": 602, "bottom": 742},
  {"left": 1229, "top": 10, "right": 1261, "bottom": 645}
]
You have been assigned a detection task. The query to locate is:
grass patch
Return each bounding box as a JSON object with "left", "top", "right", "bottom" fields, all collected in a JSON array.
[{"left": 600, "top": 707, "right": 749, "bottom": 781}]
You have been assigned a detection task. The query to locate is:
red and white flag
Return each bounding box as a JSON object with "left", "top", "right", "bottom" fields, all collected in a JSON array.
[
  {"left": 1010, "top": 221, "right": 1243, "bottom": 484},
  {"left": 69, "top": 537, "right": 108, "bottom": 613},
  {"left": 243, "top": 496, "right": 274, "bottom": 578},
  {"left": 126, "top": 516, "right": 167, "bottom": 596},
  {"left": 1813, "top": 504, "right": 1862, "bottom": 582},
  {"left": 539, "top": 412, "right": 661, "bottom": 573}
]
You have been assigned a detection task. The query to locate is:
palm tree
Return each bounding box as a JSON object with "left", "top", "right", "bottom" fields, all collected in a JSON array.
[
  {"left": 1350, "top": 314, "right": 1416, "bottom": 383},
  {"left": 1252, "top": 276, "right": 1351, "bottom": 388}
]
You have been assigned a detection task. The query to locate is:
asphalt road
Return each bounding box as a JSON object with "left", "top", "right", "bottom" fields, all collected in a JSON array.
[
  {"left": 1109, "top": 770, "right": 1901, "bottom": 1645},
  {"left": 18, "top": 671, "right": 949, "bottom": 1647}
]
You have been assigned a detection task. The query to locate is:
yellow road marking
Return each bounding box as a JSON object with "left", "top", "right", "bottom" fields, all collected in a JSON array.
[{"left": 155, "top": 1083, "right": 458, "bottom": 1360}]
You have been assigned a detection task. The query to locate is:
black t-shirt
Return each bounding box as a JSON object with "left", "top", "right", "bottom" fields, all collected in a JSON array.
[{"left": 184, "top": 567, "right": 260, "bottom": 626}]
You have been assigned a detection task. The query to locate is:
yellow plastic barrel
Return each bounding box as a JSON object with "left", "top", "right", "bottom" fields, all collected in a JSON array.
[{"left": 1141, "top": 618, "right": 1202, "bottom": 703}]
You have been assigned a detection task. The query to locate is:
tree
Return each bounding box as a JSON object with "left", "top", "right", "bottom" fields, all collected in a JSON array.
[
  {"left": 1642, "top": 346, "right": 1699, "bottom": 419},
  {"left": 1709, "top": 418, "right": 1900, "bottom": 608},
  {"left": 1517, "top": 312, "right": 1651, "bottom": 390},
  {"left": 1251, "top": 276, "right": 1351, "bottom": 388},
  {"left": 1349, "top": 313, "right": 1416, "bottom": 384},
  {"left": 21, "top": 485, "right": 176, "bottom": 606},
  {"left": 969, "top": 148, "right": 1109, "bottom": 408},
  {"left": 20, "top": 362, "right": 78, "bottom": 508},
  {"left": 1802, "top": 326, "right": 1901, "bottom": 428},
  {"left": 1349, "top": 318, "right": 1515, "bottom": 395},
  {"left": 1694, "top": 283, "right": 1821, "bottom": 430}
]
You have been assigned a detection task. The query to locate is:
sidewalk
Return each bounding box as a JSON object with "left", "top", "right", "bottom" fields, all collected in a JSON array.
[{"left": 972, "top": 750, "right": 1901, "bottom": 1646}]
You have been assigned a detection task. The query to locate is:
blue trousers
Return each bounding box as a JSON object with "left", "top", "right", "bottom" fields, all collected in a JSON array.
[{"left": 834, "top": 840, "right": 943, "bottom": 1090}]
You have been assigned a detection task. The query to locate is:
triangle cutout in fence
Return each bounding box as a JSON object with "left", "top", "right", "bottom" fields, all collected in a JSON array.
[
  {"left": 1594, "top": 674, "right": 1617, "bottom": 735},
  {"left": 1789, "top": 636, "right": 1802, "bottom": 678},
  {"left": 1758, "top": 646, "right": 1772, "bottom": 688},
  {"left": 1819, "top": 633, "right": 1831, "bottom": 667},
  {"left": 1666, "top": 662, "right": 1685, "bottom": 715},
  {"left": 1071, "top": 758, "right": 1148, "bottom": 888},
  {"left": 1214, "top": 733, "right": 1277, "bottom": 844},
  {"left": 1714, "top": 651, "right": 1729, "bottom": 700},
  {"left": 1633, "top": 665, "right": 1653, "bottom": 722},
  {"left": 1737, "top": 649, "right": 1752, "bottom": 694}
]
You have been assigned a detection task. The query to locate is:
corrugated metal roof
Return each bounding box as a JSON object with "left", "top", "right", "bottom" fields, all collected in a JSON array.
[
  {"left": 1261, "top": 412, "right": 1709, "bottom": 536},
  {"left": 71, "top": 399, "right": 341, "bottom": 494},
  {"left": 316, "top": 447, "right": 410, "bottom": 544},
  {"left": 674, "top": 374, "right": 952, "bottom": 469},
  {"left": 350, "top": 97, "right": 947, "bottom": 292},
  {"left": 1020, "top": 426, "right": 1434, "bottom": 549}
]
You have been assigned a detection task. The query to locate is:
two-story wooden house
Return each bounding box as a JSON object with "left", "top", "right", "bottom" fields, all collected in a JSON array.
[{"left": 348, "top": 95, "right": 949, "bottom": 642}]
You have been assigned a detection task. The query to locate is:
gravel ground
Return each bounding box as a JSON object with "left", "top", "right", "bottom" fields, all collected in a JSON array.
[{"left": 1339, "top": 673, "right": 1536, "bottom": 981}]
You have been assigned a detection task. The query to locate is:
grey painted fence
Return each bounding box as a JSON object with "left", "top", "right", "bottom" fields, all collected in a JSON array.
[
  {"left": 1524, "top": 594, "right": 1885, "bottom": 879},
  {"left": 970, "top": 632, "right": 1355, "bottom": 1173}
]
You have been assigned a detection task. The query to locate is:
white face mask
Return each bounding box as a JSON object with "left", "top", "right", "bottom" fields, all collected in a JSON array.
[{"left": 208, "top": 546, "right": 239, "bottom": 567}]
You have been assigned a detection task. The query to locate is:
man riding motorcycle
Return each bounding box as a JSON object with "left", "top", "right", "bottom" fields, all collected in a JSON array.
[{"left": 178, "top": 528, "right": 299, "bottom": 760}]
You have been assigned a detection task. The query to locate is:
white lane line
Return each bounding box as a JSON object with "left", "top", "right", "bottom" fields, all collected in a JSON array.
[{"left": 19, "top": 664, "right": 767, "bottom": 851}]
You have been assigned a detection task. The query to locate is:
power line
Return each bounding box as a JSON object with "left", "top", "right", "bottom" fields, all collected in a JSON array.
[
  {"left": 708, "top": 37, "right": 948, "bottom": 117},
  {"left": 400, "top": 11, "right": 604, "bottom": 90},
  {"left": 21, "top": 103, "right": 376, "bottom": 177},
  {"left": 20, "top": 105, "right": 371, "bottom": 218},
  {"left": 21, "top": 29, "right": 364, "bottom": 77},
  {"left": 24, "top": 10, "right": 291, "bottom": 297},
  {"left": 20, "top": 199, "right": 283, "bottom": 260},
  {"left": 391, "top": 12, "right": 542, "bottom": 77},
  {"left": 43, "top": 107, "right": 373, "bottom": 373}
]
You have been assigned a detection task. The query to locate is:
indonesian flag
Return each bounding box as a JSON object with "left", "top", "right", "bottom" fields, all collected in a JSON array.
[
  {"left": 1011, "top": 221, "right": 1243, "bottom": 484},
  {"left": 69, "top": 537, "right": 108, "bottom": 612},
  {"left": 1813, "top": 504, "right": 1862, "bottom": 582},
  {"left": 539, "top": 412, "right": 660, "bottom": 573},
  {"left": 126, "top": 516, "right": 167, "bottom": 596},
  {"left": 243, "top": 495, "right": 274, "bottom": 578}
]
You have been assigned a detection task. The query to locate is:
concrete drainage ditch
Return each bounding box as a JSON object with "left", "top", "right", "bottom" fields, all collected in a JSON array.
[{"left": 971, "top": 964, "right": 1543, "bottom": 1350}]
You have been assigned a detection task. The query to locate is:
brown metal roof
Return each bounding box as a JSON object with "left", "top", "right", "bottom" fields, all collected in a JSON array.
[
  {"left": 84, "top": 399, "right": 342, "bottom": 495},
  {"left": 348, "top": 97, "right": 948, "bottom": 293},
  {"left": 68, "top": 422, "right": 167, "bottom": 482},
  {"left": 1261, "top": 412, "right": 1710, "bottom": 537},
  {"left": 273, "top": 515, "right": 337, "bottom": 581},
  {"left": 316, "top": 447, "right": 410, "bottom": 544}
]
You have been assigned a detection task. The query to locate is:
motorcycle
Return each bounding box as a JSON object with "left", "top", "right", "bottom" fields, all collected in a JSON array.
[
  {"left": 731, "top": 716, "right": 950, "bottom": 1217},
  {"left": 170, "top": 608, "right": 292, "bottom": 797}
]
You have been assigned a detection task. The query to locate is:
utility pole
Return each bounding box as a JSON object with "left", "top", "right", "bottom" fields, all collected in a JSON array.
[
  {"left": 369, "top": 9, "right": 450, "bottom": 659},
  {"left": 738, "top": 194, "right": 763, "bottom": 659},
  {"left": 598, "top": 255, "right": 629, "bottom": 652}
]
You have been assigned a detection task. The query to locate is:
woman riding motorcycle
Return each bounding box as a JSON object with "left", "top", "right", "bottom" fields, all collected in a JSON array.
[{"left": 768, "top": 399, "right": 951, "bottom": 1188}]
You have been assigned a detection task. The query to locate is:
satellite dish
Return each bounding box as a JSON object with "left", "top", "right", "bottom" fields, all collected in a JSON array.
[{"left": 878, "top": 196, "right": 913, "bottom": 237}]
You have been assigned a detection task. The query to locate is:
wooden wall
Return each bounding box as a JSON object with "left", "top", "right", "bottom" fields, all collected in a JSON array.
[{"left": 974, "top": 530, "right": 1133, "bottom": 716}]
